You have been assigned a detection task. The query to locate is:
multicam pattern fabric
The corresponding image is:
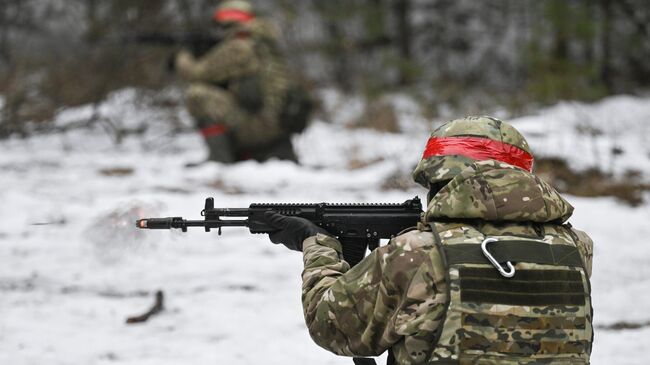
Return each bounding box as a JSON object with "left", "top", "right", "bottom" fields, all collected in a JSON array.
[
  {"left": 572, "top": 228, "right": 594, "bottom": 276},
  {"left": 216, "top": 0, "right": 253, "bottom": 14},
  {"left": 177, "top": 19, "right": 290, "bottom": 149},
  {"left": 413, "top": 117, "right": 533, "bottom": 188},
  {"left": 301, "top": 229, "right": 448, "bottom": 361},
  {"left": 301, "top": 162, "right": 593, "bottom": 365},
  {"left": 426, "top": 160, "right": 574, "bottom": 223}
]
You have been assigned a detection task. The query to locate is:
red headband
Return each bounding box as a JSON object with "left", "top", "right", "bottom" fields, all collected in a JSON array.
[
  {"left": 422, "top": 136, "right": 534, "bottom": 172},
  {"left": 213, "top": 9, "right": 254, "bottom": 23}
]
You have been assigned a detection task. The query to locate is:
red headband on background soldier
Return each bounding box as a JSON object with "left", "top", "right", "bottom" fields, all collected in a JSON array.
[{"left": 213, "top": 8, "right": 254, "bottom": 23}]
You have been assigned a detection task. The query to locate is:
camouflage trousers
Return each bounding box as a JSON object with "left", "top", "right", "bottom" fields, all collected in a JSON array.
[{"left": 185, "top": 83, "right": 296, "bottom": 162}]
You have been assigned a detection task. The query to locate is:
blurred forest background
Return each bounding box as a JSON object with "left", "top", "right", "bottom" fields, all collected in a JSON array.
[
  {"left": 1, "top": 4, "right": 650, "bottom": 362},
  {"left": 1, "top": 0, "right": 649, "bottom": 137}
]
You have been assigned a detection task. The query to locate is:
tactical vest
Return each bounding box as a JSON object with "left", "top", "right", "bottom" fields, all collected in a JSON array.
[
  {"left": 226, "top": 33, "right": 287, "bottom": 116},
  {"left": 251, "top": 35, "right": 289, "bottom": 117},
  {"left": 427, "top": 222, "right": 593, "bottom": 365},
  {"left": 236, "top": 37, "right": 310, "bottom": 135}
]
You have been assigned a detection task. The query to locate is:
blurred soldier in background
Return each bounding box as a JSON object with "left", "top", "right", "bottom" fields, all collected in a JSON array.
[
  {"left": 176, "top": 0, "right": 311, "bottom": 164},
  {"left": 263, "top": 117, "right": 594, "bottom": 364}
]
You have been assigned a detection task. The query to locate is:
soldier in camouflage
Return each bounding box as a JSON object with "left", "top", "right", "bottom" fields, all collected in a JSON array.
[
  {"left": 264, "top": 116, "right": 594, "bottom": 365},
  {"left": 176, "top": 0, "right": 304, "bottom": 163}
]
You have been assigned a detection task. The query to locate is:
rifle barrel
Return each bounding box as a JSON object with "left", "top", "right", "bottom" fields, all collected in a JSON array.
[{"left": 136, "top": 217, "right": 250, "bottom": 230}]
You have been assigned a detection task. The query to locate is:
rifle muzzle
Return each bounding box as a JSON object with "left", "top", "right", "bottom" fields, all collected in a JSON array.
[{"left": 136, "top": 218, "right": 181, "bottom": 229}]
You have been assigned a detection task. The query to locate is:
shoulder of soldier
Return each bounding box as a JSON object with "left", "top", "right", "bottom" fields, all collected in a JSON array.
[
  {"left": 194, "top": 37, "right": 255, "bottom": 66},
  {"left": 559, "top": 223, "right": 594, "bottom": 255},
  {"left": 566, "top": 224, "right": 594, "bottom": 276},
  {"left": 248, "top": 18, "right": 281, "bottom": 41},
  {"left": 568, "top": 225, "right": 593, "bottom": 245},
  {"left": 377, "top": 224, "right": 443, "bottom": 272},
  {"left": 375, "top": 224, "right": 447, "bottom": 298},
  {"left": 223, "top": 35, "right": 255, "bottom": 49},
  {"left": 387, "top": 225, "right": 433, "bottom": 250},
  {"left": 387, "top": 221, "right": 475, "bottom": 250}
]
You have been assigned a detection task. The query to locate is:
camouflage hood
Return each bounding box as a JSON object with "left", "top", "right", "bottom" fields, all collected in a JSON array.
[
  {"left": 425, "top": 160, "right": 574, "bottom": 223},
  {"left": 222, "top": 19, "right": 279, "bottom": 44},
  {"left": 245, "top": 19, "right": 280, "bottom": 44}
]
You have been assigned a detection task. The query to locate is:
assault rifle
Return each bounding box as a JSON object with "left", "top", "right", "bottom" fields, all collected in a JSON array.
[{"left": 136, "top": 197, "right": 423, "bottom": 266}]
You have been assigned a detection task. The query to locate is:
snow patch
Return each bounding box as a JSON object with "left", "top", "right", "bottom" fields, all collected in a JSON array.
[
  {"left": 1, "top": 89, "right": 649, "bottom": 364},
  {"left": 512, "top": 96, "right": 650, "bottom": 178}
]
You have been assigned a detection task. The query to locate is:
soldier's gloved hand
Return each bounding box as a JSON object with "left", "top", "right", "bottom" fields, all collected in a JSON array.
[
  {"left": 263, "top": 211, "right": 329, "bottom": 251},
  {"left": 175, "top": 50, "right": 194, "bottom": 78}
]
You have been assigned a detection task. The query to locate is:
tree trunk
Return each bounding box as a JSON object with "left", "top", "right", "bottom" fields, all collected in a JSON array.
[
  {"left": 313, "top": 0, "right": 355, "bottom": 92},
  {"left": 0, "top": 4, "right": 9, "bottom": 64},
  {"left": 583, "top": 0, "right": 596, "bottom": 65},
  {"left": 175, "top": 0, "right": 195, "bottom": 30},
  {"left": 85, "top": 0, "right": 101, "bottom": 43},
  {"left": 393, "top": 0, "right": 413, "bottom": 85},
  {"left": 600, "top": 0, "right": 613, "bottom": 92},
  {"left": 327, "top": 21, "right": 353, "bottom": 92},
  {"left": 551, "top": 0, "right": 569, "bottom": 61}
]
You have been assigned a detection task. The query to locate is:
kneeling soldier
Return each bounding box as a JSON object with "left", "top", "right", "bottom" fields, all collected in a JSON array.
[{"left": 177, "top": 0, "right": 310, "bottom": 163}]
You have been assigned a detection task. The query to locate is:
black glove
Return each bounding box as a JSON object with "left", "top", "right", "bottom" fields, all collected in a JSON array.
[{"left": 263, "top": 211, "right": 330, "bottom": 251}]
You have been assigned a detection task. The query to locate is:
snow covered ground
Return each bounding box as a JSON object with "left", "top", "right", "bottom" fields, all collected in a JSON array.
[{"left": 1, "top": 90, "right": 649, "bottom": 364}]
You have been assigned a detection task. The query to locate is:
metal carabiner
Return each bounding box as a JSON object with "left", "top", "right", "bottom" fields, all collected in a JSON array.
[{"left": 481, "top": 237, "right": 516, "bottom": 278}]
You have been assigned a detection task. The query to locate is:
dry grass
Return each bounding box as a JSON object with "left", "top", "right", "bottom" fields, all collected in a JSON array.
[
  {"left": 1, "top": 46, "right": 172, "bottom": 138},
  {"left": 380, "top": 167, "right": 419, "bottom": 191},
  {"left": 347, "top": 98, "right": 400, "bottom": 133},
  {"left": 535, "top": 157, "right": 646, "bottom": 206},
  {"left": 99, "top": 167, "right": 135, "bottom": 177}
]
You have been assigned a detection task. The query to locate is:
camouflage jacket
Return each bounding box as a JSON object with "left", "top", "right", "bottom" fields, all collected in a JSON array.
[
  {"left": 177, "top": 19, "right": 290, "bottom": 122},
  {"left": 301, "top": 160, "right": 593, "bottom": 364}
]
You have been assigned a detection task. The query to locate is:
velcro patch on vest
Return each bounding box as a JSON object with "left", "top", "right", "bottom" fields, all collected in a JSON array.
[
  {"left": 459, "top": 267, "right": 586, "bottom": 306},
  {"left": 444, "top": 241, "right": 584, "bottom": 267}
]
